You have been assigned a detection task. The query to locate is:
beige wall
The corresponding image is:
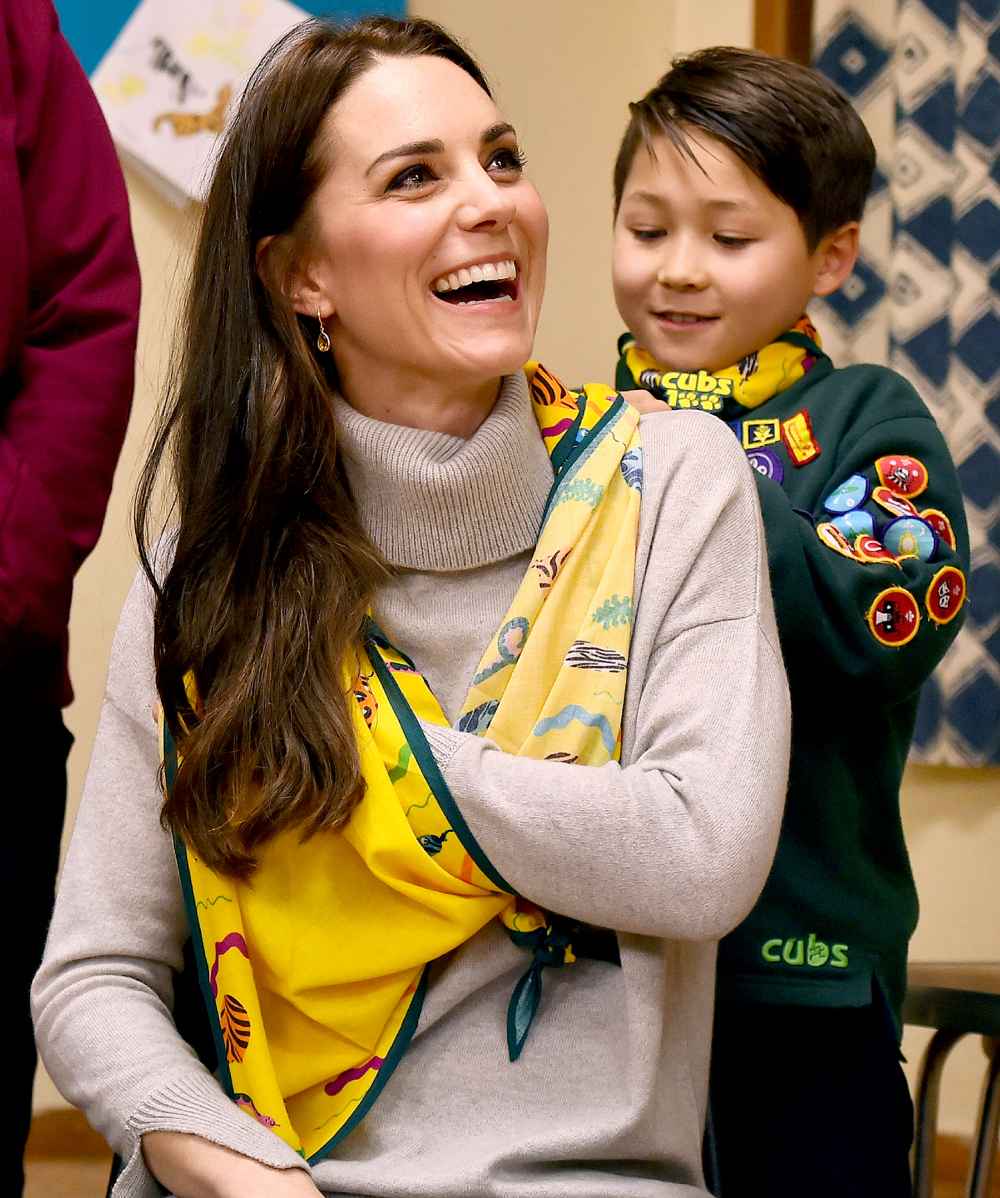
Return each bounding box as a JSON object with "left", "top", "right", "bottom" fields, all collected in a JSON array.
[{"left": 37, "top": 0, "right": 998, "bottom": 1146}]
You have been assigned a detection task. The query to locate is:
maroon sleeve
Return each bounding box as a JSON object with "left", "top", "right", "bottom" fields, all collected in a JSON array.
[{"left": 0, "top": 0, "right": 139, "bottom": 688}]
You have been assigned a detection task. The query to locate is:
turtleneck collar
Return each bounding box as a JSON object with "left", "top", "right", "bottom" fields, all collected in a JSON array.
[{"left": 333, "top": 372, "right": 553, "bottom": 572}]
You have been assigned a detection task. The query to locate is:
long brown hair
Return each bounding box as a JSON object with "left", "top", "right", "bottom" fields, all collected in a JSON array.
[{"left": 135, "top": 17, "right": 491, "bottom": 878}]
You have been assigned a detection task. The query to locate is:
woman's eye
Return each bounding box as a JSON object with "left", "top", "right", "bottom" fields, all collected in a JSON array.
[
  {"left": 387, "top": 164, "right": 437, "bottom": 192},
  {"left": 487, "top": 147, "right": 526, "bottom": 174},
  {"left": 631, "top": 228, "right": 665, "bottom": 242},
  {"left": 715, "top": 234, "right": 752, "bottom": 248}
]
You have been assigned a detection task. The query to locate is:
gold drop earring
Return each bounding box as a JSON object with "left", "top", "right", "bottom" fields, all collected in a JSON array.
[{"left": 316, "top": 309, "right": 331, "bottom": 353}]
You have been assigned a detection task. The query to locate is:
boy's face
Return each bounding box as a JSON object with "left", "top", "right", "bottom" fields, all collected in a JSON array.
[{"left": 613, "top": 130, "right": 830, "bottom": 371}]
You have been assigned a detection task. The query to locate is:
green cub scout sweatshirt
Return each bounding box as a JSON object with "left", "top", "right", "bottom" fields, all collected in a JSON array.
[{"left": 618, "top": 331, "right": 970, "bottom": 1028}]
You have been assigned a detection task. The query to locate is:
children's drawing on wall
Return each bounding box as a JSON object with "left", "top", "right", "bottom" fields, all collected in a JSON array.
[
  {"left": 90, "top": 0, "right": 309, "bottom": 206},
  {"left": 154, "top": 84, "right": 233, "bottom": 138}
]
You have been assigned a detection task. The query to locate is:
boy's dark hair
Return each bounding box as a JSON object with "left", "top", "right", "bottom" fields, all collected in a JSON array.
[{"left": 613, "top": 46, "right": 876, "bottom": 249}]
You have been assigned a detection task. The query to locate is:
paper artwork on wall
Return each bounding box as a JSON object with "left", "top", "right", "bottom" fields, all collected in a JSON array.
[{"left": 90, "top": 0, "right": 309, "bottom": 207}]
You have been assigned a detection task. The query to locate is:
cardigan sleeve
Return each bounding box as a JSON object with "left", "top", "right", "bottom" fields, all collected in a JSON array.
[
  {"left": 31, "top": 572, "right": 310, "bottom": 1195},
  {"left": 0, "top": 0, "right": 138, "bottom": 677},
  {"left": 420, "top": 416, "right": 790, "bottom": 940}
]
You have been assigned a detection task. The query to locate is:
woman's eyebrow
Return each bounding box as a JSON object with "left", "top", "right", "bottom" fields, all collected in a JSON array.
[
  {"left": 482, "top": 122, "right": 516, "bottom": 145},
  {"left": 365, "top": 123, "right": 516, "bottom": 177},
  {"left": 366, "top": 139, "right": 444, "bottom": 176}
]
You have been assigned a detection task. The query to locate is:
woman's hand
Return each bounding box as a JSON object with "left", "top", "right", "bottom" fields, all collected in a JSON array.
[
  {"left": 621, "top": 388, "right": 669, "bottom": 415},
  {"left": 142, "top": 1131, "right": 323, "bottom": 1197}
]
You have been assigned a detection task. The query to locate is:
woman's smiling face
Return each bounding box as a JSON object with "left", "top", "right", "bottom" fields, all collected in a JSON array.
[{"left": 294, "top": 53, "right": 548, "bottom": 421}]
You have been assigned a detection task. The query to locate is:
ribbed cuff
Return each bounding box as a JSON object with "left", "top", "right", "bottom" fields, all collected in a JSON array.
[
  {"left": 114, "top": 1073, "right": 308, "bottom": 1197},
  {"left": 419, "top": 720, "right": 471, "bottom": 771}
]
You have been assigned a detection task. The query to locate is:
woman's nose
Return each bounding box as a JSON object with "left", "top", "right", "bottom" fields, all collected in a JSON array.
[{"left": 455, "top": 172, "right": 516, "bottom": 232}]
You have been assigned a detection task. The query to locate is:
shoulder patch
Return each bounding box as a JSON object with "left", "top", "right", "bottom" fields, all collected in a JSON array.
[
  {"left": 746, "top": 447, "right": 784, "bottom": 483},
  {"left": 925, "top": 566, "right": 966, "bottom": 625},
  {"left": 742, "top": 418, "right": 782, "bottom": 449},
  {"left": 823, "top": 473, "right": 870, "bottom": 514},
  {"left": 872, "top": 486, "right": 919, "bottom": 518},
  {"left": 781, "top": 410, "right": 821, "bottom": 466},
  {"left": 920, "top": 508, "right": 957, "bottom": 550},
  {"left": 854, "top": 535, "right": 900, "bottom": 566},
  {"left": 883, "top": 516, "right": 937, "bottom": 562},
  {"left": 867, "top": 587, "right": 921, "bottom": 646},
  {"left": 875, "top": 454, "right": 928, "bottom": 498},
  {"left": 817, "top": 521, "right": 860, "bottom": 561}
]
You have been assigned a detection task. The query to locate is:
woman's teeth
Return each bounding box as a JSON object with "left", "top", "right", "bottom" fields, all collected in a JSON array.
[{"left": 432, "top": 259, "right": 517, "bottom": 293}]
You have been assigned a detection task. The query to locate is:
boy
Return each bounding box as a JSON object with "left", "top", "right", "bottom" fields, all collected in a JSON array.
[{"left": 611, "top": 47, "right": 969, "bottom": 1198}]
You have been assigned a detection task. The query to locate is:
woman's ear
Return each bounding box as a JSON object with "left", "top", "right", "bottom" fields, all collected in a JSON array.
[
  {"left": 255, "top": 234, "right": 333, "bottom": 318},
  {"left": 811, "top": 222, "right": 861, "bottom": 298}
]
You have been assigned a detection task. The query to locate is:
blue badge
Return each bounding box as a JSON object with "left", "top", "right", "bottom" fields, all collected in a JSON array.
[
  {"left": 831, "top": 509, "right": 875, "bottom": 540},
  {"left": 823, "top": 473, "right": 870, "bottom": 514},
  {"left": 883, "top": 516, "right": 937, "bottom": 562},
  {"left": 746, "top": 447, "right": 784, "bottom": 484}
]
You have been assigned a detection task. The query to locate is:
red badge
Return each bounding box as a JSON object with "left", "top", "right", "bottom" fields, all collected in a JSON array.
[
  {"left": 920, "top": 508, "right": 956, "bottom": 550},
  {"left": 855, "top": 535, "right": 900, "bottom": 566},
  {"left": 782, "top": 410, "right": 821, "bottom": 466},
  {"left": 872, "top": 486, "right": 918, "bottom": 518},
  {"left": 867, "top": 587, "right": 920, "bottom": 647},
  {"left": 875, "top": 454, "right": 928, "bottom": 498},
  {"left": 817, "top": 522, "right": 859, "bottom": 560},
  {"left": 925, "top": 566, "right": 966, "bottom": 625}
]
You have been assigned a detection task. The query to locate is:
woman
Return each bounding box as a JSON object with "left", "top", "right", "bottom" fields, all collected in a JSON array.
[{"left": 32, "top": 17, "right": 789, "bottom": 1198}]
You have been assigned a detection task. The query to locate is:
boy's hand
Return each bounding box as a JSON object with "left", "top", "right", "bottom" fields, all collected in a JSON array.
[{"left": 621, "top": 389, "right": 670, "bottom": 415}]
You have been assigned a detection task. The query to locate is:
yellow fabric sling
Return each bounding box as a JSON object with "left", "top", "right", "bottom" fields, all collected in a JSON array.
[{"left": 169, "top": 363, "right": 641, "bottom": 1161}]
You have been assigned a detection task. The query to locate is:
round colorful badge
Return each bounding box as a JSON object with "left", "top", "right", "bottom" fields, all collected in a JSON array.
[
  {"left": 920, "top": 508, "right": 956, "bottom": 550},
  {"left": 925, "top": 566, "right": 966, "bottom": 625},
  {"left": 882, "top": 516, "right": 937, "bottom": 562},
  {"left": 875, "top": 454, "right": 928, "bottom": 498},
  {"left": 746, "top": 447, "right": 784, "bottom": 484},
  {"left": 817, "top": 522, "right": 859, "bottom": 561},
  {"left": 872, "top": 486, "right": 918, "bottom": 518},
  {"left": 855, "top": 535, "right": 899, "bottom": 565},
  {"left": 823, "top": 473, "right": 869, "bottom": 514},
  {"left": 867, "top": 587, "right": 921, "bottom": 647},
  {"left": 831, "top": 509, "right": 875, "bottom": 540}
]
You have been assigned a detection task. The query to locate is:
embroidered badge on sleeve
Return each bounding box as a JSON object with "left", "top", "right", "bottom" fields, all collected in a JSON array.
[
  {"left": 875, "top": 454, "right": 928, "bottom": 498},
  {"left": 823, "top": 473, "right": 870, "bottom": 513},
  {"left": 920, "top": 508, "right": 957, "bottom": 550},
  {"left": 742, "top": 418, "right": 782, "bottom": 448},
  {"left": 872, "top": 487, "right": 919, "bottom": 519},
  {"left": 746, "top": 447, "right": 784, "bottom": 483},
  {"left": 925, "top": 566, "right": 967, "bottom": 625},
  {"left": 854, "top": 535, "right": 900, "bottom": 566},
  {"left": 817, "top": 522, "right": 860, "bottom": 560},
  {"left": 883, "top": 517, "right": 937, "bottom": 562},
  {"left": 781, "top": 410, "right": 821, "bottom": 466},
  {"left": 831, "top": 510, "right": 875, "bottom": 540},
  {"left": 867, "top": 587, "right": 921, "bottom": 647}
]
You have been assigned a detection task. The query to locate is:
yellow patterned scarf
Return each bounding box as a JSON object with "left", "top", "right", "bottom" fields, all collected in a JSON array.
[
  {"left": 170, "top": 364, "right": 641, "bottom": 1161},
  {"left": 616, "top": 315, "right": 824, "bottom": 414}
]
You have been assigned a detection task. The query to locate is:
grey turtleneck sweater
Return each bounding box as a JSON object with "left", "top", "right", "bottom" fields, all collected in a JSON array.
[{"left": 33, "top": 372, "right": 789, "bottom": 1198}]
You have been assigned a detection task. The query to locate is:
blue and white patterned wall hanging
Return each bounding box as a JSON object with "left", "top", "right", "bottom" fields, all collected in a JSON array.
[{"left": 813, "top": 0, "right": 999, "bottom": 765}]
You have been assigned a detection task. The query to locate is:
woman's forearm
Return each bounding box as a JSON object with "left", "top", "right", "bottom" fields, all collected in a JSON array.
[{"left": 142, "top": 1132, "right": 320, "bottom": 1198}]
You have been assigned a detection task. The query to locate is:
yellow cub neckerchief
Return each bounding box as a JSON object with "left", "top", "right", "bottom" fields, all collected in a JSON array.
[
  {"left": 169, "top": 363, "right": 641, "bottom": 1161},
  {"left": 618, "top": 314, "right": 823, "bottom": 412}
]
